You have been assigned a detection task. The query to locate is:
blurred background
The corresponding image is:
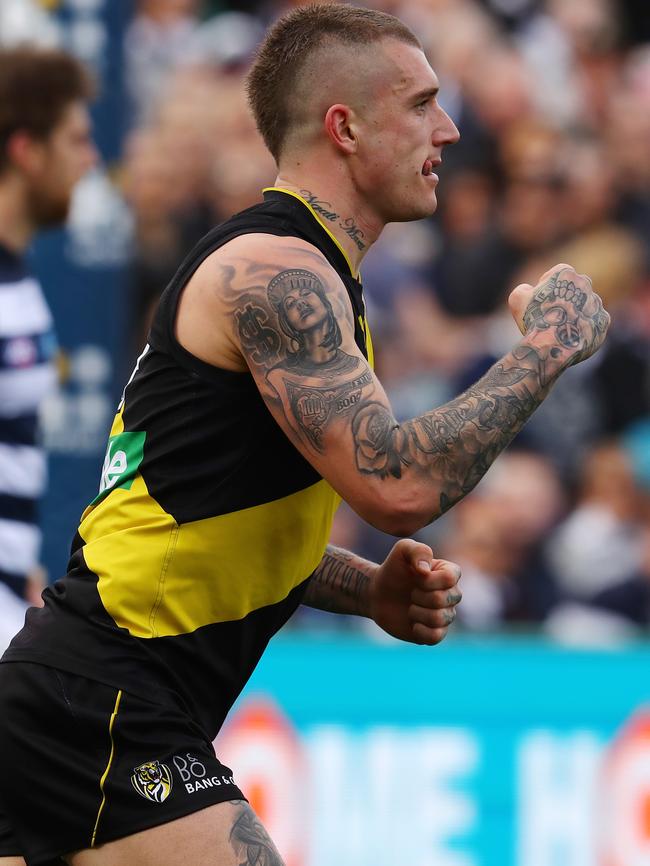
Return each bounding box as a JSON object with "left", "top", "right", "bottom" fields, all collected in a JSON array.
[{"left": 1, "top": 0, "right": 650, "bottom": 863}]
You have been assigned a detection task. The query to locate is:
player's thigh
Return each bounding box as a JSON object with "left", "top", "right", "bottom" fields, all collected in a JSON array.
[
  {"left": 66, "top": 800, "right": 284, "bottom": 866},
  {"left": 0, "top": 802, "right": 26, "bottom": 866}
]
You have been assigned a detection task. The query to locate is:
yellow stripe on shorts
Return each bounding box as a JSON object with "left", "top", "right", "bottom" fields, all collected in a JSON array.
[{"left": 90, "top": 689, "right": 123, "bottom": 847}]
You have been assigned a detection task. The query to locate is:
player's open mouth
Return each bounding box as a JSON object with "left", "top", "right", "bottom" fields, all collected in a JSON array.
[{"left": 422, "top": 158, "right": 440, "bottom": 178}]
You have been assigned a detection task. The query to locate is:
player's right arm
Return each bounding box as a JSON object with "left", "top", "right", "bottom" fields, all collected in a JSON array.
[{"left": 183, "top": 235, "right": 609, "bottom": 536}]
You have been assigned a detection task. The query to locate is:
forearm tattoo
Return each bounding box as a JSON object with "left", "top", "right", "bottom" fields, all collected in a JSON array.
[
  {"left": 227, "top": 255, "right": 605, "bottom": 520},
  {"left": 229, "top": 802, "right": 285, "bottom": 866},
  {"left": 351, "top": 345, "right": 548, "bottom": 513},
  {"left": 303, "top": 545, "right": 372, "bottom": 616}
]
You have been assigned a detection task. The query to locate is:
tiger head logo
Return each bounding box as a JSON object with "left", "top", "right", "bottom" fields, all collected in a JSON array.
[{"left": 131, "top": 760, "right": 173, "bottom": 803}]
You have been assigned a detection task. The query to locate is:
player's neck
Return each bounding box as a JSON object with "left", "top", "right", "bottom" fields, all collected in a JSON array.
[
  {"left": 272, "top": 171, "right": 382, "bottom": 276},
  {"left": 0, "top": 180, "right": 34, "bottom": 254}
]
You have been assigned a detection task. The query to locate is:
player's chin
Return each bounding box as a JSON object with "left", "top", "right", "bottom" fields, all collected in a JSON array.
[
  {"left": 391, "top": 196, "right": 438, "bottom": 224},
  {"left": 411, "top": 188, "right": 439, "bottom": 220}
]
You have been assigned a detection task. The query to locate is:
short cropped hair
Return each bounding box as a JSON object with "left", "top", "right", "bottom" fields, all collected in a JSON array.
[
  {"left": 0, "top": 46, "right": 93, "bottom": 172},
  {"left": 247, "top": 3, "right": 421, "bottom": 163}
]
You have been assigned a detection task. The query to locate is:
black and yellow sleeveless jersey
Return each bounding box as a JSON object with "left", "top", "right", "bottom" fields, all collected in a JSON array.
[{"left": 3, "top": 189, "right": 374, "bottom": 738}]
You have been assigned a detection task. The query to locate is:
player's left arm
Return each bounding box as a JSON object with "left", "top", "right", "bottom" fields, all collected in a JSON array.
[{"left": 302, "top": 541, "right": 462, "bottom": 646}]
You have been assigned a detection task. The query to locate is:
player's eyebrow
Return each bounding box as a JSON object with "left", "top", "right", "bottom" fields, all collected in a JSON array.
[{"left": 411, "top": 86, "right": 439, "bottom": 103}]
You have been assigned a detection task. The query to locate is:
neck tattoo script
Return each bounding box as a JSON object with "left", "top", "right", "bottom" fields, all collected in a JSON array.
[{"left": 301, "top": 189, "right": 366, "bottom": 251}]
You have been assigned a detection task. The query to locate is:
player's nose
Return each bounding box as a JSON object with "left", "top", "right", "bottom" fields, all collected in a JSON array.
[{"left": 433, "top": 107, "right": 460, "bottom": 147}]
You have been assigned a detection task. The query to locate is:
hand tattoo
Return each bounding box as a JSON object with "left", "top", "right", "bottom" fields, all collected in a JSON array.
[{"left": 522, "top": 271, "right": 609, "bottom": 364}]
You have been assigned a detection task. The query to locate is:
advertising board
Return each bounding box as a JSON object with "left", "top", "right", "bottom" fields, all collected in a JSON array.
[{"left": 216, "top": 634, "right": 650, "bottom": 866}]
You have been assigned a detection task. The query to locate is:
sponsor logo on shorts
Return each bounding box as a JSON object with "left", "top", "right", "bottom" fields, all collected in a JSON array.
[
  {"left": 131, "top": 760, "right": 173, "bottom": 803},
  {"left": 172, "top": 753, "right": 235, "bottom": 794}
]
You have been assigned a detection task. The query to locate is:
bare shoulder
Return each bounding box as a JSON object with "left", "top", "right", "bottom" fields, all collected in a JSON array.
[
  {"left": 175, "top": 233, "right": 354, "bottom": 372},
  {"left": 209, "top": 233, "right": 352, "bottom": 319},
  {"left": 216, "top": 232, "right": 334, "bottom": 274},
  {"left": 217, "top": 232, "right": 354, "bottom": 321},
  {"left": 173, "top": 231, "right": 396, "bottom": 523}
]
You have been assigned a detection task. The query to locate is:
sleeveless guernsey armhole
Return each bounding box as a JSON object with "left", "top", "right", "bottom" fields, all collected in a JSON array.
[
  {"left": 150, "top": 224, "right": 292, "bottom": 385},
  {"left": 148, "top": 194, "right": 370, "bottom": 384}
]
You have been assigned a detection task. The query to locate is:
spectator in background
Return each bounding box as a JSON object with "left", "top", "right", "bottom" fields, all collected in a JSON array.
[
  {"left": 544, "top": 440, "right": 650, "bottom": 643},
  {"left": 434, "top": 450, "right": 566, "bottom": 629},
  {"left": 124, "top": 0, "right": 202, "bottom": 126},
  {"left": 0, "top": 47, "right": 96, "bottom": 645},
  {"left": 123, "top": 2, "right": 265, "bottom": 353}
]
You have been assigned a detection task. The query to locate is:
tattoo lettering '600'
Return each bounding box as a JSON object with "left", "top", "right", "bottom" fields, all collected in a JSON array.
[{"left": 285, "top": 370, "right": 373, "bottom": 450}]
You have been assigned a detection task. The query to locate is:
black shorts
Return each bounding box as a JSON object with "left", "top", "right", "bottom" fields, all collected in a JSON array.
[{"left": 0, "top": 661, "right": 245, "bottom": 866}]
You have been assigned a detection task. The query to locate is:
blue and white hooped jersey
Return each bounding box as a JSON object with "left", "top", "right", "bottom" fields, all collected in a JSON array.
[{"left": 0, "top": 244, "right": 57, "bottom": 594}]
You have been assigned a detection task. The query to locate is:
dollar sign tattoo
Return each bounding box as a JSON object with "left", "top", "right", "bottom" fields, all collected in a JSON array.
[{"left": 236, "top": 304, "right": 281, "bottom": 364}]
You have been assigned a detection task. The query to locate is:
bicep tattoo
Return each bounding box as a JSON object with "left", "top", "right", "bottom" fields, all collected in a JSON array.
[
  {"left": 236, "top": 303, "right": 282, "bottom": 366},
  {"left": 229, "top": 260, "right": 375, "bottom": 451}
]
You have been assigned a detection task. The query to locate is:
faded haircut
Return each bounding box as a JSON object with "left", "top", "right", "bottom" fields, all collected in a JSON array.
[
  {"left": 0, "top": 45, "right": 93, "bottom": 173},
  {"left": 246, "top": 3, "right": 421, "bottom": 163}
]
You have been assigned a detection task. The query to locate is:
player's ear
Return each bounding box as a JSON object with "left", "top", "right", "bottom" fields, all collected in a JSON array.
[
  {"left": 6, "top": 130, "right": 46, "bottom": 174},
  {"left": 324, "top": 104, "right": 358, "bottom": 155}
]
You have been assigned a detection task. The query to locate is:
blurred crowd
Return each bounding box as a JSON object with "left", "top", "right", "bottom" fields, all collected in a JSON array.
[{"left": 119, "top": 0, "right": 650, "bottom": 643}]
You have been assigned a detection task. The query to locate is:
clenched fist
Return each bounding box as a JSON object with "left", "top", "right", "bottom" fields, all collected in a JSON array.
[
  {"left": 508, "top": 263, "right": 610, "bottom": 367},
  {"left": 369, "top": 539, "right": 462, "bottom": 645}
]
